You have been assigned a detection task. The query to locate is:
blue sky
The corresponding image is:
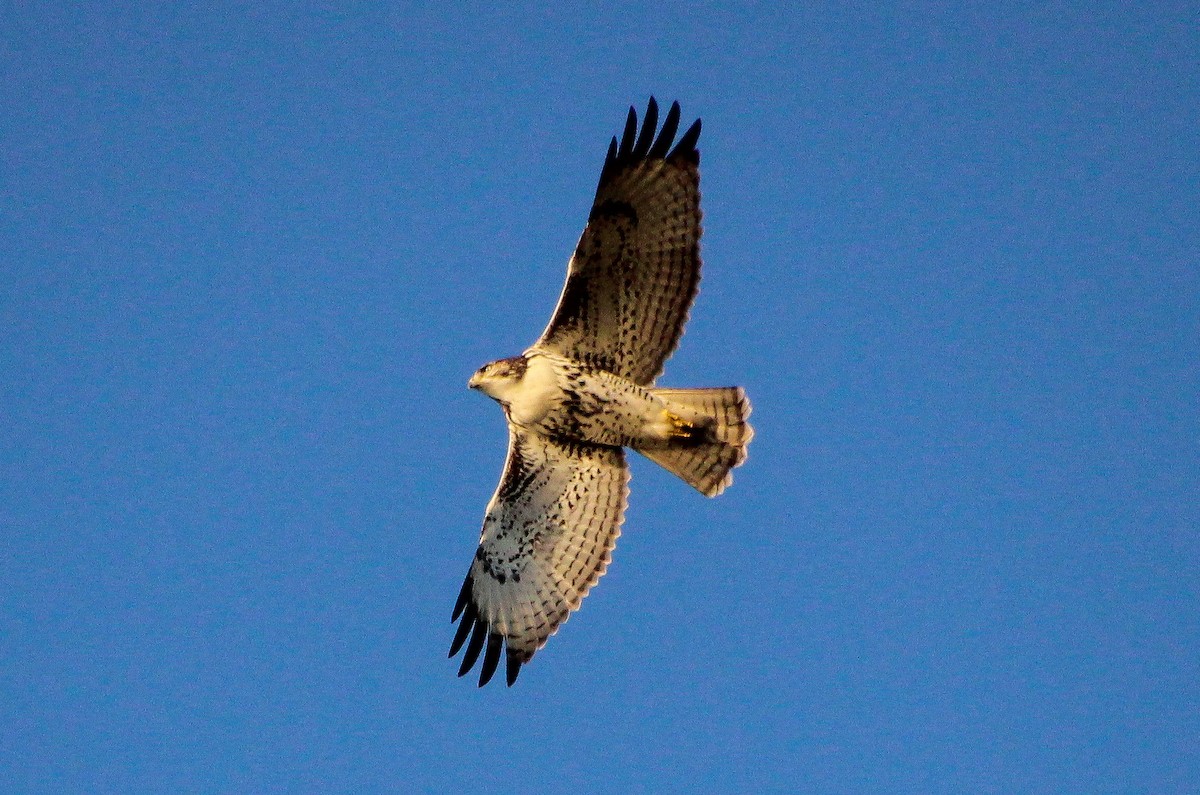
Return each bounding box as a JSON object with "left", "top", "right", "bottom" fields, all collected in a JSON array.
[{"left": 2, "top": 3, "right": 1197, "bottom": 792}]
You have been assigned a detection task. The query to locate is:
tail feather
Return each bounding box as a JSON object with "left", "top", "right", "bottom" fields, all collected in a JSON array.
[{"left": 639, "top": 387, "right": 753, "bottom": 497}]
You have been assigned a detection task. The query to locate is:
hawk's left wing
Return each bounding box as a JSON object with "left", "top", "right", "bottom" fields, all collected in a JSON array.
[
  {"left": 450, "top": 428, "right": 629, "bottom": 686},
  {"left": 535, "top": 98, "right": 703, "bottom": 386}
]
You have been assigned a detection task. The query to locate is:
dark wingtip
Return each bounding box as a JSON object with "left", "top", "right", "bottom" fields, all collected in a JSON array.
[
  {"left": 595, "top": 98, "right": 700, "bottom": 193},
  {"left": 647, "top": 100, "right": 682, "bottom": 159},
  {"left": 457, "top": 619, "right": 488, "bottom": 677},
  {"left": 598, "top": 136, "right": 619, "bottom": 186},
  {"left": 670, "top": 117, "right": 702, "bottom": 164},
  {"left": 448, "top": 602, "right": 476, "bottom": 658},
  {"left": 451, "top": 574, "right": 473, "bottom": 622},
  {"left": 478, "top": 633, "right": 503, "bottom": 687},
  {"left": 618, "top": 105, "right": 638, "bottom": 158},
  {"left": 632, "top": 97, "right": 659, "bottom": 158},
  {"left": 505, "top": 653, "right": 522, "bottom": 686}
]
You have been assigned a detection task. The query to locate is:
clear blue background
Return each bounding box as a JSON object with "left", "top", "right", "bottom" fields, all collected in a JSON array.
[{"left": 3, "top": 3, "right": 1197, "bottom": 792}]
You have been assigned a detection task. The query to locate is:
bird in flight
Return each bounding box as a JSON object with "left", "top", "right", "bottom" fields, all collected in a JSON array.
[{"left": 450, "top": 98, "right": 753, "bottom": 687}]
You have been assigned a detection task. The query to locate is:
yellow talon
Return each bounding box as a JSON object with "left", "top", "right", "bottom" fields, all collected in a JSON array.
[{"left": 664, "top": 411, "right": 696, "bottom": 438}]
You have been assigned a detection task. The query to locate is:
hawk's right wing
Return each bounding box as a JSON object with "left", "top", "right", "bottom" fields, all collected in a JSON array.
[{"left": 450, "top": 428, "right": 629, "bottom": 687}]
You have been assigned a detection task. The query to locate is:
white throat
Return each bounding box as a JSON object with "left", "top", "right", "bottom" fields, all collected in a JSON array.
[{"left": 488, "top": 354, "right": 560, "bottom": 428}]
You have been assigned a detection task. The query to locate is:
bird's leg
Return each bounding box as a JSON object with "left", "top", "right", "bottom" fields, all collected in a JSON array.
[{"left": 664, "top": 410, "right": 699, "bottom": 438}]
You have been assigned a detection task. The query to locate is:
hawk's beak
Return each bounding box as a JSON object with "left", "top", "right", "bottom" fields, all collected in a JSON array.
[{"left": 468, "top": 372, "right": 482, "bottom": 390}]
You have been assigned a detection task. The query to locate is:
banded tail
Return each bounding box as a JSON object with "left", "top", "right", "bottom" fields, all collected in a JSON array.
[{"left": 638, "top": 387, "right": 754, "bottom": 497}]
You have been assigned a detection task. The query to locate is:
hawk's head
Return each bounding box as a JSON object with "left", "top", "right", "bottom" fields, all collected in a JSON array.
[{"left": 468, "top": 355, "right": 529, "bottom": 404}]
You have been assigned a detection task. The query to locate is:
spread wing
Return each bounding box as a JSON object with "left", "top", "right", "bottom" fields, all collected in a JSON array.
[
  {"left": 449, "top": 428, "right": 628, "bottom": 687},
  {"left": 536, "top": 98, "right": 703, "bottom": 386}
]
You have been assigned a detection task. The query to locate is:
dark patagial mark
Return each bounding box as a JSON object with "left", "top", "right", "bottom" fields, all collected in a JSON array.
[
  {"left": 589, "top": 199, "right": 638, "bottom": 225},
  {"left": 496, "top": 439, "right": 536, "bottom": 502},
  {"left": 550, "top": 272, "right": 590, "bottom": 327}
]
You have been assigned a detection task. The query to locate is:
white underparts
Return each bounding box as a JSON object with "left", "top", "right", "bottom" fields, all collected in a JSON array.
[
  {"left": 475, "top": 350, "right": 720, "bottom": 451},
  {"left": 481, "top": 354, "right": 562, "bottom": 428}
]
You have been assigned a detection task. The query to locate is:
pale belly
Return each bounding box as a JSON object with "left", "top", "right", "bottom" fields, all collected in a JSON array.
[{"left": 508, "top": 352, "right": 672, "bottom": 448}]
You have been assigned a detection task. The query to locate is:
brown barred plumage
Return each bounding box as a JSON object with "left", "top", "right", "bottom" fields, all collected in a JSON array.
[
  {"left": 452, "top": 99, "right": 752, "bottom": 687},
  {"left": 538, "top": 98, "right": 703, "bottom": 385}
]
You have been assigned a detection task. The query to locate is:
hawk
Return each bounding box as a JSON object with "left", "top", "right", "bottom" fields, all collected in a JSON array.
[{"left": 450, "top": 98, "right": 753, "bottom": 687}]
